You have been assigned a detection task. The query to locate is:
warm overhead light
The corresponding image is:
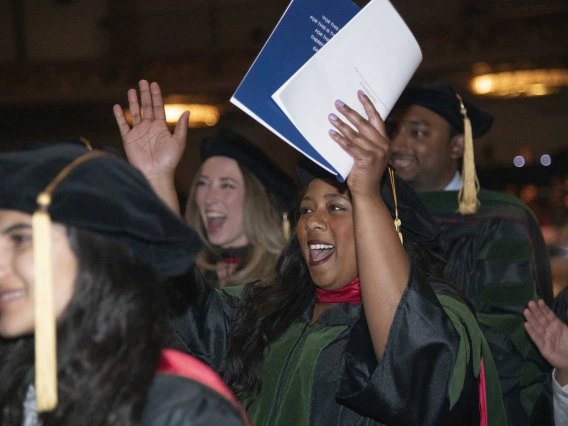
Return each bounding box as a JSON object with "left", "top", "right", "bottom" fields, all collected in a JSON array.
[
  {"left": 124, "top": 104, "right": 220, "bottom": 128},
  {"left": 470, "top": 69, "right": 568, "bottom": 97},
  {"left": 165, "top": 104, "right": 220, "bottom": 127}
]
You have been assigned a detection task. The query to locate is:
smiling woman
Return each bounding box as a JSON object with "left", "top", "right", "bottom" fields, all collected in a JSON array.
[
  {"left": 0, "top": 211, "right": 76, "bottom": 339},
  {"left": 170, "top": 92, "right": 508, "bottom": 425},
  {"left": 296, "top": 180, "right": 357, "bottom": 290},
  {"left": 0, "top": 143, "right": 247, "bottom": 426},
  {"left": 185, "top": 128, "right": 297, "bottom": 287},
  {"left": 114, "top": 81, "right": 298, "bottom": 288}
]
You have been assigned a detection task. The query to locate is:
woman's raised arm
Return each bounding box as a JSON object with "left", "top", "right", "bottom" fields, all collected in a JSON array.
[
  {"left": 113, "top": 80, "right": 188, "bottom": 215},
  {"left": 327, "top": 90, "right": 410, "bottom": 359}
]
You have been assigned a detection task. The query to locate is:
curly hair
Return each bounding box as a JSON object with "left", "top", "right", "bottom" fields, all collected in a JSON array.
[
  {"left": 0, "top": 227, "right": 168, "bottom": 426},
  {"left": 224, "top": 228, "right": 465, "bottom": 401}
]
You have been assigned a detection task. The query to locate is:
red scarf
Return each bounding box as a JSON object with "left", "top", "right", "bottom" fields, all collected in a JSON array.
[{"left": 316, "top": 278, "right": 361, "bottom": 303}]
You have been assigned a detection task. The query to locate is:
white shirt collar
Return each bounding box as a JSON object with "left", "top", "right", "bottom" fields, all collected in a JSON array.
[{"left": 444, "top": 171, "right": 462, "bottom": 191}]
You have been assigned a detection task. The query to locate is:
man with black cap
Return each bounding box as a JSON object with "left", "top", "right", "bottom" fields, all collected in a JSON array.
[{"left": 388, "top": 82, "right": 553, "bottom": 425}]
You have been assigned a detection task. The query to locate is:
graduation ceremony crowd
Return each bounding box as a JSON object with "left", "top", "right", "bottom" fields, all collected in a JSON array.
[{"left": 1, "top": 78, "right": 567, "bottom": 426}]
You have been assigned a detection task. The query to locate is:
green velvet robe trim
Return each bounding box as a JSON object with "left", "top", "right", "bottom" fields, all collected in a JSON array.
[
  {"left": 479, "top": 282, "right": 537, "bottom": 307},
  {"left": 479, "top": 239, "right": 533, "bottom": 261},
  {"left": 218, "top": 285, "right": 245, "bottom": 299},
  {"left": 419, "top": 189, "right": 529, "bottom": 212},
  {"left": 520, "top": 356, "right": 547, "bottom": 416},
  {"left": 438, "top": 295, "right": 508, "bottom": 426},
  {"left": 247, "top": 322, "right": 347, "bottom": 426},
  {"left": 476, "top": 313, "right": 531, "bottom": 357}
]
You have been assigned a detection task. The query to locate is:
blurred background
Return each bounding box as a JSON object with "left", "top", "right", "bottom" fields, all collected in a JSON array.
[{"left": 1, "top": 0, "right": 567, "bottom": 281}]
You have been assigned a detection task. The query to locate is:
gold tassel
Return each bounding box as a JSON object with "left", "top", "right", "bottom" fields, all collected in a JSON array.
[
  {"left": 282, "top": 212, "right": 290, "bottom": 239},
  {"left": 388, "top": 167, "right": 403, "bottom": 244},
  {"left": 456, "top": 94, "right": 480, "bottom": 215},
  {"left": 31, "top": 150, "right": 106, "bottom": 412},
  {"left": 33, "top": 193, "right": 58, "bottom": 412}
]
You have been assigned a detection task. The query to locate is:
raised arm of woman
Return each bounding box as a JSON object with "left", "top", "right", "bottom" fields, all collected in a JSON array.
[
  {"left": 328, "top": 93, "right": 507, "bottom": 425},
  {"left": 327, "top": 90, "right": 409, "bottom": 359},
  {"left": 113, "top": 80, "right": 188, "bottom": 215}
]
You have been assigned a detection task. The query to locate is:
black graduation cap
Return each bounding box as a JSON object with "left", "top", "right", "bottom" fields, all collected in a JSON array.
[
  {"left": 0, "top": 143, "right": 201, "bottom": 278},
  {"left": 19, "top": 136, "right": 120, "bottom": 155},
  {"left": 394, "top": 83, "right": 494, "bottom": 138},
  {"left": 200, "top": 128, "right": 297, "bottom": 212},
  {"left": 297, "top": 157, "right": 440, "bottom": 248},
  {"left": 0, "top": 143, "right": 202, "bottom": 412},
  {"left": 394, "top": 83, "right": 495, "bottom": 215}
]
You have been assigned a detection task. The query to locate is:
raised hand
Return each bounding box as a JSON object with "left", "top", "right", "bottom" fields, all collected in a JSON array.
[
  {"left": 113, "top": 80, "right": 189, "bottom": 180},
  {"left": 327, "top": 90, "right": 390, "bottom": 199},
  {"left": 524, "top": 299, "right": 568, "bottom": 385},
  {"left": 113, "top": 80, "right": 188, "bottom": 214}
]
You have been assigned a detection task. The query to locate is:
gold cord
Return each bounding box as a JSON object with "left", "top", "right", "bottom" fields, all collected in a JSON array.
[
  {"left": 388, "top": 167, "right": 403, "bottom": 244},
  {"left": 78, "top": 136, "right": 93, "bottom": 151}
]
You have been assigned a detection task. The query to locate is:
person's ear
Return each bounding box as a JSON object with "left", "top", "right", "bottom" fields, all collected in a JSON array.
[{"left": 450, "top": 134, "right": 464, "bottom": 160}]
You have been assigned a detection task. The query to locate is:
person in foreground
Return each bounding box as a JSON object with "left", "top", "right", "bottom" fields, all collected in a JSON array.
[
  {"left": 113, "top": 81, "right": 297, "bottom": 287},
  {"left": 0, "top": 143, "right": 248, "bottom": 426},
  {"left": 524, "top": 298, "right": 568, "bottom": 425},
  {"left": 170, "top": 91, "right": 507, "bottom": 425}
]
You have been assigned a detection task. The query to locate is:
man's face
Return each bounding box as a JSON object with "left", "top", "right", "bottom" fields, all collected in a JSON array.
[{"left": 388, "top": 105, "right": 463, "bottom": 192}]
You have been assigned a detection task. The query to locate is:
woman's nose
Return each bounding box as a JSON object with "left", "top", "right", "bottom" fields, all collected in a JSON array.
[
  {"left": 0, "top": 246, "right": 11, "bottom": 279},
  {"left": 304, "top": 209, "right": 327, "bottom": 232},
  {"left": 204, "top": 187, "right": 220, "bottom": 205}
]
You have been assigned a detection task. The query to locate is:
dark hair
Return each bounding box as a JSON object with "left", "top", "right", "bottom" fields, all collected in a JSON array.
[
  {"left": 225, "top": 225, "right": 464, "bottom": 401},
  {"left": 0, "top": 228, "right": 168, "bottom": 426}
]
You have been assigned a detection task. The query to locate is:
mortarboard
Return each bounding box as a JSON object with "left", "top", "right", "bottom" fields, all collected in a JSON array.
[
  {"left": 297, "top": 157, "right": 440, "bottom": 248},
  {"left": 395, "top": 83, "right": 494, "bottom": 138},
  {"left": 200, "top": 128, "right": 297, "bottom": 213},
  {"left": 0, "top": 143, "right": 202, "bottom": 412},
  {"left": 394, "top": 83, "right": 495, "bottom": 215}
]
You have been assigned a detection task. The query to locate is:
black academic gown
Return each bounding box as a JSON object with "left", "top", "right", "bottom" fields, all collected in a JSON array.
[
  {"left": 419, "top": 189, "right": 554, "bottom": 425},
  {"left": 141, "top": 373, "right": 246, "bottom": 426},
  {"left": 168, "top": 264, "right": 505, "bottom": 426}
]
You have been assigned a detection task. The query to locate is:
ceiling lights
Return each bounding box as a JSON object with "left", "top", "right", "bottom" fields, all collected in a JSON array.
[{"left": 470, "top": 68, "right": 568, "bottom": 97}]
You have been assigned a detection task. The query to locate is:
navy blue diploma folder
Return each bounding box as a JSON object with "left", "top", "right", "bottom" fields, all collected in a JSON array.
[{"left": 230, "top": 0, "right": 360, "bottom": 176}]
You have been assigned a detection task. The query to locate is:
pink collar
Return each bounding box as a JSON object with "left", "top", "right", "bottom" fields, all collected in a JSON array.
[{"left": 316, "top": 278, "right": 361, "bottom": 304}]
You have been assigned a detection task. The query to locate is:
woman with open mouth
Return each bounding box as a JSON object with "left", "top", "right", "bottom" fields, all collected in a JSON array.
[
  {"left": 170, "top": 91, "right": 507, "bottom": 425},
  {"left": 114, "top": 81, "right": 297, "bottom": 288}
]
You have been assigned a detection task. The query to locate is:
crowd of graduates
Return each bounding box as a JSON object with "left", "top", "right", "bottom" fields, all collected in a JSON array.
[{"left": 0, "top": 80, "right": 566, "bottom": 425}]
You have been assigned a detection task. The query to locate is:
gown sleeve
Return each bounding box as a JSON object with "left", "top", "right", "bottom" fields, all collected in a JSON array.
[
  {"left": 166, "top": 265, "right": 242, "bottom": 376},
  {"left": 141, "top": 374, "right": 247, "bottom": 426},
  {"left": 336, "top": 264, "right": 507, "bottom": 426}
]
